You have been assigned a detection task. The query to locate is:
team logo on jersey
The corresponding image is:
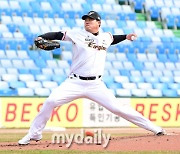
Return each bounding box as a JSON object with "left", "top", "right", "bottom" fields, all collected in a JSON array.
[
  {"left": 88, "top": 41, "right": 106, "bottom": 50},
  {"left": 85, "top": 37, "right": 107, "bottom": 51}
]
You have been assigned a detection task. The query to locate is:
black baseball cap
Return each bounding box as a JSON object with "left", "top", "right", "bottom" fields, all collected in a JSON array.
[{"left": 82, "top": 11, "right": 101, "bottom": 21}]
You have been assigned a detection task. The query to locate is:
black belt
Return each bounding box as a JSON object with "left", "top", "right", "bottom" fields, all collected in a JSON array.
[{"left": 73, "top": 74, "right": 101, "bottom": 80}]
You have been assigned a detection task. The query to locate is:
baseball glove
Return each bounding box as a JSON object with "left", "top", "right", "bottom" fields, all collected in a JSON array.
[{"left": 34, "top": 38, "right": 60, "bottom": 51}]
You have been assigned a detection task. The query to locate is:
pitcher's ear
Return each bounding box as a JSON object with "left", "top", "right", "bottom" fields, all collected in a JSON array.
[{"left": 98, "top": 21, "right": 101, "bottom": 27}]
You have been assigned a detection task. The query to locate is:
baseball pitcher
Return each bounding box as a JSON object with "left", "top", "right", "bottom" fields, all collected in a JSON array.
[{"left": 18, "top": 11, "right": 165, "bottom": 145}]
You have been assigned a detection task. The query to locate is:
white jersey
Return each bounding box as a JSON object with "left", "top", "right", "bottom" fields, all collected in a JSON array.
[{"left": 62, "top": 29, "right": 113, "bottom": 76}]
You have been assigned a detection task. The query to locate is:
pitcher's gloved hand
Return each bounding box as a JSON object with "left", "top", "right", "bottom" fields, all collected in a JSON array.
[{"left": 34, "top": 37, "right": 60, "bottom": 50}]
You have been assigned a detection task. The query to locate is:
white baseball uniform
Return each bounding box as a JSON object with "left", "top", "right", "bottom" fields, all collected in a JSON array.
[{"left": 28, "top": 29, "right": 162, "bottom": 137}]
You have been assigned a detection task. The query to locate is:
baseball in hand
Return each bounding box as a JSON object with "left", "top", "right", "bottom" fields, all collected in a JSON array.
[{"left": 131, "top": 35, "right": 137, "bottom": 41}]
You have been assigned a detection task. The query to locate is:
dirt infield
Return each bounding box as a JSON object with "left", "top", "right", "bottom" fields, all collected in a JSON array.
[{"left": 0, "top": 128, "right": 180, "bottom": 152}]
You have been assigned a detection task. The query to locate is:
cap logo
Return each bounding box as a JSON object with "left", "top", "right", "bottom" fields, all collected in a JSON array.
[{"left": 88, "top": 12, "right": 94, "bottom": 15}]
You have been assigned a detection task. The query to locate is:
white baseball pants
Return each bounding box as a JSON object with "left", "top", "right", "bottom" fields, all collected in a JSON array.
[{"left": 28, "top": 77, "right": 162, "bottom": 137}]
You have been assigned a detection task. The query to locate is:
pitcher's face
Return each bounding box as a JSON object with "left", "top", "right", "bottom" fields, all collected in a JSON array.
[{"left": 84, "top": 17, "right": 100, "bottom": 33}]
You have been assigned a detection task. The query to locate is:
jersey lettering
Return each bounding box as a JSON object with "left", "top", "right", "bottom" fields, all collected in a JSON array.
[
  {"left": 88, "top": 41, "right": 106, "bottom": 51},
  {"left": 85, "top": 36, "right": 107, "bottom": 51}
]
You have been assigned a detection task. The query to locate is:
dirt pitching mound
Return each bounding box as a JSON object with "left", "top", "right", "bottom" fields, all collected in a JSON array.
[{"left": 1, "top": 133, "right": 180, "bottom": 152}]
